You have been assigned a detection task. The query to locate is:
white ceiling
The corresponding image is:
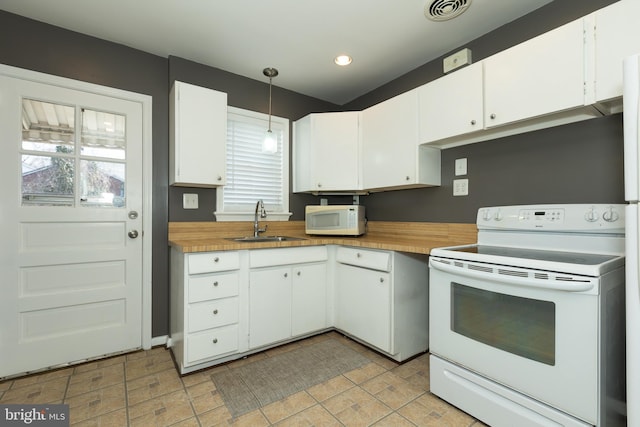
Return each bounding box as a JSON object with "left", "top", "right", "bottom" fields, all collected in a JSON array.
[{"left": 0, "top": 0, "right": 552, "bottom": 105}]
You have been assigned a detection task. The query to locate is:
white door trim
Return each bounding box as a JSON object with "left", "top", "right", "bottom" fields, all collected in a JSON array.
[{"left": 0, "top": 63, "right": 153, "bottom": 350}]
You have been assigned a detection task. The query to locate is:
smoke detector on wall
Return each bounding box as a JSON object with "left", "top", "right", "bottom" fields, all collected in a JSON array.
[{"left": 425, "top": 0, "right": 472, "bottom": 22}]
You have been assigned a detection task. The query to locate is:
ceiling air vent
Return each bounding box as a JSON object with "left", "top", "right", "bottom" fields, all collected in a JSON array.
[{"left": 425, "top": 0, "right": 472, "bottom": 22}]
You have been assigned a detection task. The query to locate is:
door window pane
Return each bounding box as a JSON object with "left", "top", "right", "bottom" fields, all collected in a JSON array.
[
  {"left": 22, "top": 154, "right": 74, "bottom": 206},
  {"left": 81, "top": 108, "right": 125, "bottom": 160},
  {"left": 21, "top": 99, "right": 75, "bottom": 153},
  {"left": 79, "top": 160, "right": 125, "bottom": 207},
  {"left": 451, "top": 283, "right": 556, "bottom": 365}
]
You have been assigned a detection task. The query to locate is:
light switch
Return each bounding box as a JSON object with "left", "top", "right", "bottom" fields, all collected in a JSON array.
[
  {"left": 455, "top": 158, "right": 467, "bottom": 176},
  {"left": 183, "top": 193, "right": 199, "bottom": 209}
]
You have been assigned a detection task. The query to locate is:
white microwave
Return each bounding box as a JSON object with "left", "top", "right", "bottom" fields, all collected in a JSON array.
[{"left": 305, "top": 205, "right": 366, "bottom": 236}]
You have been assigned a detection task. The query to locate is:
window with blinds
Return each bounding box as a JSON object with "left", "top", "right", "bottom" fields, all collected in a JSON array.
[{"left": 216, "top": 107, "right": 290, "bottom": 220}]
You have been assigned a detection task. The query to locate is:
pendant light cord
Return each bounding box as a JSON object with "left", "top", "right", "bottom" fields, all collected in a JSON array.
[
  {"left": 268, "top": 75, "right": 273, "bottom": 132},
  {"left": 263, "top": 67, "right": 278, "bottom": 133}
]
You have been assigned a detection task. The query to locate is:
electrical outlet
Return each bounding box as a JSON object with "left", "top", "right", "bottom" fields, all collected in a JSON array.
[
  {"left": 453, "top": 179, "right": 469, "bottom": 196},
  {"left": 183, "top": 193, "right": 199, "bottom": 209}
]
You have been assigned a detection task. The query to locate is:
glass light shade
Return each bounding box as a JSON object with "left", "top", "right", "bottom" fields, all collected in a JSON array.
[{"left": 262, "top": 129, "right": 278, "bottom": 153}]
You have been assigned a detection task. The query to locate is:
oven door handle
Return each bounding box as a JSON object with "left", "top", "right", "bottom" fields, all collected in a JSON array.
[{"left": 429, "top": 258, "right": 595, "bottom": 292}]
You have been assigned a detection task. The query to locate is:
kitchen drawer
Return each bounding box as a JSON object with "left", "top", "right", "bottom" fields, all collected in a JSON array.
[
  {"left": 186, "top": 324, "right": 239, "bottom": 364},
  {"left": 188, "top": 297, "right": 239, "bottom": 333},
  {"left": 250, "top": 245, "right": 327, "bottom": 268},
  {"left": 188, "top": 251, "right": 240, "bottom": 274},
  {"left": 336, "top": 247, "right": 391, "bottom": 272},
  {"left": 188, "top": 272, "right": 239, "bottom": 303}
]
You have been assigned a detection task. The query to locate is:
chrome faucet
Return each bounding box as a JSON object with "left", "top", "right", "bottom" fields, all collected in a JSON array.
[{"left": 254, "top": 199, "right": 268, "bottom": 237}]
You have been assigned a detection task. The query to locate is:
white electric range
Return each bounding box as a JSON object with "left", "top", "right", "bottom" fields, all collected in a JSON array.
[{"left": 429, "top": 204, "right": 626, "bottom": 427}]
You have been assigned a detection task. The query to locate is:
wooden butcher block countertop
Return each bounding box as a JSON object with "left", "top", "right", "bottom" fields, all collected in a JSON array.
[{"left": 169, "top": 221, "right": 477, "bottom": 255}]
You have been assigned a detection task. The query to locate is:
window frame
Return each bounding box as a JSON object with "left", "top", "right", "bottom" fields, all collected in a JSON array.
[{"left": 214, "top": 106, "right": 291, "bottom": 222}]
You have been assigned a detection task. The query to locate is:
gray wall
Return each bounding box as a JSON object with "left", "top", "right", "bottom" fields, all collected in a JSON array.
[{"left": 0, "top": 0, "right": 622, "bottom": 336}]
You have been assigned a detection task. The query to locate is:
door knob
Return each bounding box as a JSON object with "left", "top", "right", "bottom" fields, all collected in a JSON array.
[{"left": 128, "top": 230, "right": 139, "bottom": 239}]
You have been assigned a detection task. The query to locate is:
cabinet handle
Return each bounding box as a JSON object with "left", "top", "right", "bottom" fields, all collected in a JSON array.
[
  {"left": 212, "top": 338, "right": 218, "bottom": 344},
  {"left": 213, "top": 281, "right": 219, "bottom": 287},
  {"left": 297, "top": 271, "right": 301, "bottom": 276},
  {"left": 217, "top": 175, "right": 222, "bottom": 181},
  {"left": 490, "top": 113, "right": 496, "bottom": 119},
  {"left": 284, "top": 272, "right": 288, "bottom": 278},
  {"left": 213, "top": 257, "right": 220, "bottom": 263},
  {"left": 405, "top": 176, "right": 410, "bottom": 181},
  {"left": 356, "top": 253, "right": 362, "bottom": 258},
  {"left": 470, "top": 119, "right": 476, "bottom": 125},
  {"left": 213, "top": 309, "right": 218, "bottom": 315},
  {"left": 317, "top": 183, "right": 322, "bottom": 188},
  {"left": 379, "top": 277, "right": 384, "bottom": 283}
]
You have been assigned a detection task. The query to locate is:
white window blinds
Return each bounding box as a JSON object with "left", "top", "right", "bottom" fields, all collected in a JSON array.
[{"left": 221, "top": 108, "right": 288, "bottom": 215}]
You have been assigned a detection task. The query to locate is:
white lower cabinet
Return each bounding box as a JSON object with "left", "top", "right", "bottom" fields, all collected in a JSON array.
[
  {"left": 170, "top": 244, "right": 428, "bottom": 373},
  {"left": 170, "top": 248, "right": 244, "bottom": 374},
  {"left": 249, "top": 246, "right": 328, "bottom": 350},
  {"left": 291, "top": 263, "right": 327, "bottom": 336},
  {"left": 249, "top": 266, "right": 293, "bottom": 349},
  {"left": 335, "top": 247, "right": 429, "bottom": 361},
  {"left": 336, "top": 263, "right": 391, "bottom": 352}
]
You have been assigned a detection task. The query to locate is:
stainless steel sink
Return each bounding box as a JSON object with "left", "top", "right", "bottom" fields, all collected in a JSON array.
[{"left": 227, "top": 236, "right": 306, "bottom": 242}]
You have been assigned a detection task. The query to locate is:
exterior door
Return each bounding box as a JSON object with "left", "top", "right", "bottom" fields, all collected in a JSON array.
[{"left": 0, "top": 73, "right": 145, "bottom": 378}]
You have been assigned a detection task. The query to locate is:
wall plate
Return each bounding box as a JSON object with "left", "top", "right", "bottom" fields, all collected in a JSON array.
[
  {"left": 444, "top": 48, "right": 472, "bottom": 74},
  {"left": 453, "top": 179, "right": 469, "bottom": 196},
  {"left": 183, "top": 193, "right": 199, "bottom": 209}
]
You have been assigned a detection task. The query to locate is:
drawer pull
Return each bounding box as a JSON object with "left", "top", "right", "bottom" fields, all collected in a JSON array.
[
  {"left": 379, "top": 277, "right": 384, "bottom": 283},
  {"left": 212, "top": 338, "right": 218, "bottom": 344},
  {"left": 213, "top": 257, "right": 220, "bottom": 262},
  {"left": 297, "top": 271, "right": 301, "bottom": 276},
  {"left": 213, "top": 309, "right": 218, "bottom": 315},
  {"left": 213, "top": 281, "right": 219, "bottom": 287},
  {"left": 356, "top": 253, "right": 362, "bottom": 258},
  {"left": 284, "top": 273, "right": 288, "bottom": 278}
]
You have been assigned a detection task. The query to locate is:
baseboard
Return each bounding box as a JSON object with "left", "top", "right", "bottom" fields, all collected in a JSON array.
[{"left": 151, "top": 335, "right": 169, "bottom": 347}]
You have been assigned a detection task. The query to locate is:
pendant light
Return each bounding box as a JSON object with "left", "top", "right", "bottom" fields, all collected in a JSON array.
[{"left": 262, "top": 67, "right": 279, "bottom": 153}]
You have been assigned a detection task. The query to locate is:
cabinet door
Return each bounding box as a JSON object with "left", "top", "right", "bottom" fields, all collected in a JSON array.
[
  {"left": 362, "top": 90, "right": 419, "bottom": 190},
  {"left": 249, "top": 267, "right": 291, "bottom": 349},
  {"left": 484, "top": 19, "right": 585, "bottom": 128},
  {"left": 170, "top": 81, "right": 227, "bottom": 187},
  {"left": 291, "top": 263, "right": 327, "bottom": 336},
  {"left": 293, "top": 112, "right": 361, "bottom": 192},
  {"left": 419, "top": 62, "right": 483, "bottom": 143},
  {"left": 312, "top": 112, "right": 360, "bottom": 192},
  {"left": 335, "top": 263, "right": 391, "bottom": 352},
  {"left": 594, "top": 0, "right": 640, "bottom": 104}
]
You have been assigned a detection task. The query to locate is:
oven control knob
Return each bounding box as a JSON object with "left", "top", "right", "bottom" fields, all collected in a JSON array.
[
  {"left": 494, "top": 210, "right": 503, "bottom": 221},
  {"left": 603, "top": 207, "right": 619, "bottom": 222},
  {"left": 482, "top": 209, "right": 492, "bottom": 221},
  {"left": 585, "top": 207, "right": 599, "bottom": 222}
]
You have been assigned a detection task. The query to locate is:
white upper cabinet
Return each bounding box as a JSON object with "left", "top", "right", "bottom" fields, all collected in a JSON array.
[
  {"left": 362, "top": 89, "right": 440, "bottom": 191},
  {"left": 170, "top": 81, "right": 227, "bottom": 187},
  {"left": 419, "top": 62, "right": 484, "bottom": 143},
  {"left": 293, "top": 111, "right": 362, "bottom": 193},
  {"left": 592, "top": 0, "right": 640, "bottom": 112},
  {"left": 483, "top": 19, "right": 587, "bottom": 128}
]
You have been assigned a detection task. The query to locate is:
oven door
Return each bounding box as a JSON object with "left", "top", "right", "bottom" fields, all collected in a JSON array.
[{"left": 429, "top": 256, "right": 600, "bottom": 424}]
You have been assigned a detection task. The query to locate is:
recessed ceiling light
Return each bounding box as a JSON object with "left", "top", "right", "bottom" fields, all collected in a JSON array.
[{"left": 334, "top": 55, "right": 353, "bottom": 66}]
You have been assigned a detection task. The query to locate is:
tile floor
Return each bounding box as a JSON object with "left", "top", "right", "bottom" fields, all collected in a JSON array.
[{"left": 0, "top": 332, "right": 486, "bottom": 426}]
